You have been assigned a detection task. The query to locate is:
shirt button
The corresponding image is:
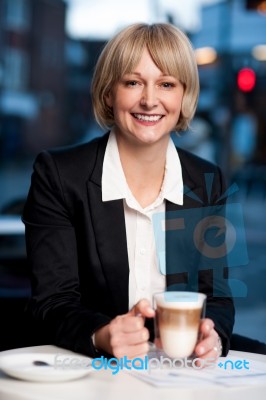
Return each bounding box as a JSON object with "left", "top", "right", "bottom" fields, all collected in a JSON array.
[{"left": 140, "top": 248, "right": 146, "bottom": 255}]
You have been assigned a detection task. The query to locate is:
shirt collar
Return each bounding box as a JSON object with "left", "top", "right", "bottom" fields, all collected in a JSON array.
[
  {"left": 102, "top": 131, "right": 128, "bottom": 201},
  {"left": 102, "top": 130, "right": 183, "bottom": 206},
  {"left": 162, "top": 137, "right": 183, "bottom": 205}
]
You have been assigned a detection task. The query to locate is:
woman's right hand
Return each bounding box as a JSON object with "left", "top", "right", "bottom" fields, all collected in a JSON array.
[{"left": 94, "top": 299, "right": 155, "bottom": 359}]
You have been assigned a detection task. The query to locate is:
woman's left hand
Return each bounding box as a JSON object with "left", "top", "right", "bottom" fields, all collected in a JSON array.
[{"left": 194, "top": 318, "right": 222, "bottom": 361}]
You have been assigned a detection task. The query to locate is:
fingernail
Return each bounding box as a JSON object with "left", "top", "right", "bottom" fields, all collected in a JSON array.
[{"left": 197, "top": 346, "right": 205, "bottom": 355}]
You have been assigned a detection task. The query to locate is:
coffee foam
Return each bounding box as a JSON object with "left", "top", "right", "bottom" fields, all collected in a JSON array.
[
  {"left": 157, "top": 306, "right": 201, "bottom": 328},
  {"left": 155, "top": 292, "right": 206, "bottom": 310}
]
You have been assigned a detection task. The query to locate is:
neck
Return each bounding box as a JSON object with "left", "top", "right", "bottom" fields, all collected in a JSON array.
[{"left": 115, "top": 134, "right": 170, "bottom": 207}]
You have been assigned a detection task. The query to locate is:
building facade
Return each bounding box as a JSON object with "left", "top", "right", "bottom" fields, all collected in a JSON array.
[{"left": 0, "top": 0, "right": 66, "bottom": 160}]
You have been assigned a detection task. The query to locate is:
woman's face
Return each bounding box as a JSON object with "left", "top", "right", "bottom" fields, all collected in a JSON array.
[{"left": 106, "top": 48, "right": 184, "bottom": 147}]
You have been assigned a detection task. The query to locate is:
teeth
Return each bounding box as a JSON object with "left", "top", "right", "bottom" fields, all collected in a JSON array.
[{"left": 133, "top": 114, "right": 162, "bottom": 122}]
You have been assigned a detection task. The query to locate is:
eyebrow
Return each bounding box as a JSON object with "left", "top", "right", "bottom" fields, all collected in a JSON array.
[{"left": 125, "top": 72, "right": 176, "bottom": 78}]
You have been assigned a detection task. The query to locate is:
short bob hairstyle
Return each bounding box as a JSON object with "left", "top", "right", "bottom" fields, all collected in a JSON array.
[{"left": 91, "top": 23, "right": 199, "bottom": 132}]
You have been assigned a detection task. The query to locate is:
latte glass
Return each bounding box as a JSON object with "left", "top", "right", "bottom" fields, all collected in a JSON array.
[{"left": 153, "top": 291, "right": 206, "bottom": 359}]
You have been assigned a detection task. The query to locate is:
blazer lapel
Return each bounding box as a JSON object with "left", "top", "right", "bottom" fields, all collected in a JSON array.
[{"left": 87, "top": 134, "right": 129, "bottom": 315}]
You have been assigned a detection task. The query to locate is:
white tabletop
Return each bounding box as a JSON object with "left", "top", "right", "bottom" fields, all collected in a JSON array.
[{"left": 0, "top": 345, "right": 266, "bottom": 400}]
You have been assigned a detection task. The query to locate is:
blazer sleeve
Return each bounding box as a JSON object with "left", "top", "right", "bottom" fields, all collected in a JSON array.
[{"left": 22, "top": 151, "right": 111, "bottom": 357}]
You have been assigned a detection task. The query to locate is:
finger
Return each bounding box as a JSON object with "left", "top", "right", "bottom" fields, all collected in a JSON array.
[
  {"left": 199, "top": 318, "right": 215, "bottom": 338},
  {"left": 195, "top": 343, "right": 220, "bottom": 363},
  {"left": 194, "top": 347, "right": 218, "bottom": 368},
  {"left": 130, "top": 299, "right": 155, "bottom": 318},
  {"left": 110, "top": 327, "right": 149, "bottom": 348},
  {"left": 195, "top": 329, "right": 218, "bottom": 357},
  {"left": 110, "top": 316, "right": 144, "bottom": 335},
  {"left": 113, "top": 342, "right": 150, "bottom": 360}
]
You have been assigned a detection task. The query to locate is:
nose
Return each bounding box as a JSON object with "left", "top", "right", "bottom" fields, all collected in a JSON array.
[{"left": 140, "top": 85, "right": 158, "bottom": 109}]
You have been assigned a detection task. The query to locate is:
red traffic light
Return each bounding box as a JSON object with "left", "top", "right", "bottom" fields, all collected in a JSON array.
[
  {"left": 237, "top": 68, "right": 256, "bottom": 92},
  {"left": 246, "top": 0, "right": 266, "bottom": 12}
]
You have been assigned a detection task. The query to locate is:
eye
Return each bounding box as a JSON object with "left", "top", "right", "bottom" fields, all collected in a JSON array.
[
  {"left": 125, "top": 80, "right": 138, "bottom": 87},
  {"left": 161, "top": 82, "right": 175, "bottom": 88}
]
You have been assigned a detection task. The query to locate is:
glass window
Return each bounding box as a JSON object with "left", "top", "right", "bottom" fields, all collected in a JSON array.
[
  {"left": 4, "top": 0, "right": 30, "bottom": 30},
  {"left": 3, "top": 48, "right": 29, "bottom": 90}
]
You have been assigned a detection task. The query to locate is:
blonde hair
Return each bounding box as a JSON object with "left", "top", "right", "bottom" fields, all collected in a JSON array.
[{"left": 91, "top": 23, "right": 199, "bottom": 132}]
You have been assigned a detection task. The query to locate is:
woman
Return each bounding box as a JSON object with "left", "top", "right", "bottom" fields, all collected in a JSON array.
[{"left": 23, "top": 23, "right": 234, "bottom": 360}]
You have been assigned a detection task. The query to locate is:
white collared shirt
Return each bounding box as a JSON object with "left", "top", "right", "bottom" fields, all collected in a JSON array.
[{"left": 102, "top": 131, "right": 183, "bottom": 310}]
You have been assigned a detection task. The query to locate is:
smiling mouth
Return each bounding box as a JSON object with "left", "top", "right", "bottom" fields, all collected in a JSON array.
[{"left": 132, "top": 113, "right": 163, "bottom": 122}]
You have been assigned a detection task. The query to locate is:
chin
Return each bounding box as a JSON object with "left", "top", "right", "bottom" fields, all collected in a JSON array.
[{"left": 132, "top": 131, "right": 168, "bottom": 145}]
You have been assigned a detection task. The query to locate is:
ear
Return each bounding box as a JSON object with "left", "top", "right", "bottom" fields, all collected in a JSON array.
[{"left": 105, "top": 91, "right": 113, "bottom": 108}]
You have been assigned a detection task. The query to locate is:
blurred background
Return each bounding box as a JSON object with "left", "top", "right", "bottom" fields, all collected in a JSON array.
[{"left": 0, "top": 0, "right": 265, "bottom": 351}]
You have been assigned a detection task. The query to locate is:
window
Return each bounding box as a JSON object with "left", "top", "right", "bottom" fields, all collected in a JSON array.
[
  {"left": 3, "top": 48, "right": 29, "bottom": 90},
  {"left": 4, "top": 0, "right": 30, "bottom": 30}
]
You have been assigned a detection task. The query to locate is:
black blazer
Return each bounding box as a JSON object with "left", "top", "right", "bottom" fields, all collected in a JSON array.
[{"left": 23, "top": 133, "right": 234, "bottom": 357}]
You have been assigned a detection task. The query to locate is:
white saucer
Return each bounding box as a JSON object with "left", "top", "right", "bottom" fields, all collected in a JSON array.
[{"left": 0, "top": 352, "right": 94, "bottom": 382}]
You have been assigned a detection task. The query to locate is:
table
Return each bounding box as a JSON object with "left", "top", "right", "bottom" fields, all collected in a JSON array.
[{"left": 0, "top": 346, "right": 266, "bottom": 400}]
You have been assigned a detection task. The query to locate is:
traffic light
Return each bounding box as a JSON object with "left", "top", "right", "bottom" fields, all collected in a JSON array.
[
  {"left": 237, "top": 68, "right": 256, "bottom": 92},
  {"left": 246, "top": 0, "right": 266, "bottom": 11}
]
